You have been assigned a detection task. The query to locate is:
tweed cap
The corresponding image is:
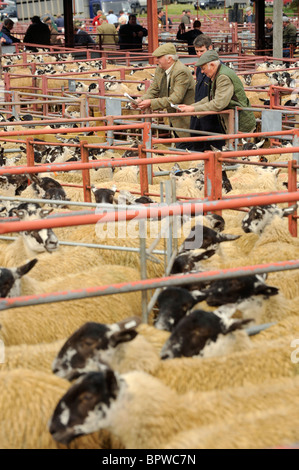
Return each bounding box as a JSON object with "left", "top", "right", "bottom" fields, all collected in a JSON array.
[
  {"left": 282, "top": 16, "right": 289, "bottom": 22},
  {"left": 152, "top": 43, "right": 177, "bottom": 57},
  {"left": 245, "top": 7, "right": 252, "bottom": 12},
  {"left": 196, "top": 50, "right": 219, "bottom": 66}
]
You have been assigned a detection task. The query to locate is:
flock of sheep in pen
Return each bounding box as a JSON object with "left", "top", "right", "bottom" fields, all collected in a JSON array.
[{"left": 0, "top": 48, "right": 299, "bottom": 450}]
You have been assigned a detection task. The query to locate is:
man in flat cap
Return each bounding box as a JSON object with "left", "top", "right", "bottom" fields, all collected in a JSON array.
[
  {"left": 282, "top": 17, "right": 297, "bottom": 58},
  {"left": 135, "top": 43, "right": 195, "bottom": 148},
  {"left": 178, "top": 50, "right": 256, "bottom": 137},
  {"left": 244, "top": 6, "right": 254, "bottom": 24}
]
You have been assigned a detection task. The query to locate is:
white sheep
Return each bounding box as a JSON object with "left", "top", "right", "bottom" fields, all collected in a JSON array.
[
  {"left": 0, "top": 263, "right": 142, "bottom": 346},
  {"left": 0, "top": 368, "right": 122, "bottom": 449},
  {"left": 49, "top": 366, "right": 299, "bottom": 449},
  {"left": 51, "top": 317, "right": 297, "bottom": 395}
]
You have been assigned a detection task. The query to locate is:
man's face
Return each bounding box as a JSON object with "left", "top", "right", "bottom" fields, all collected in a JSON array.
[
  {"left": 195, "top": 46, "right": 208, "bottom": 57},
  {"left": 200, "top": 62, "right": 217, "bottom": 79},
  {"left": 129, "top": 16, "right": 136, "bottom": 25},
  {"left": 156, "top": 55, "right": 172, "bottom": 70}
]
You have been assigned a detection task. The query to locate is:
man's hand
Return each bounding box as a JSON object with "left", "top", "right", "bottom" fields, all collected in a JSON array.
[
  {"left": 177, "top": 104, "right": 195, "bottom": 113},
  {"left": 137, "top": 99, "right": 151, "bottom": 110}
]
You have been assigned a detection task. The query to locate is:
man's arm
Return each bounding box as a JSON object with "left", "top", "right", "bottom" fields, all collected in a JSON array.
[
  {"left": 149, "top": 69, "right": 193, "bottom": 111},
  {"left": 178, "top": 75, "right": 234, "bottom": 116}
]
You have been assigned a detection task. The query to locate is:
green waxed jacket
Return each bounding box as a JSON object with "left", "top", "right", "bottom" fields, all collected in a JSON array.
[{"left": 193, "top": 64, "right": 256, "bottom": 134}]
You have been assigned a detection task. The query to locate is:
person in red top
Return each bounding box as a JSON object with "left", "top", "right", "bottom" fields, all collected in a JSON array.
[{"left": 92, "top": 10, "right": 104, "bottom": 27}]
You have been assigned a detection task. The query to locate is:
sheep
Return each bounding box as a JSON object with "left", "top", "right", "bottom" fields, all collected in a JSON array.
[
  {"left": 0, "top": 173, "right": 29, "bottom": 196},
  {"left": 0, "top": 203, "right": 59, "bottom": 266},
  {"left": 0, "top": 264, "right": 142, "bottom": 346},
  {"left": 49, "top": 368, "right": 299, "bottom": 449},
  {"left": 163, "top": 384, "right": 299, "bottom": 449},
  {"left": 0, "top": 369, "right": 122, "bottom": 449},
  {"left": 0, "top": 259, "right": 38, "bottom": 298},
  {"left": 26, "top": 174, "right": 70, "bottom": 207},
  {"left": 159, "top": 309, "right": 253, "bottom": 360},
  {"left": 1, "top": 339, "right": 65, "bottom": 373},
  {"left": 178, "top": 223, "right": 240, "bottom": 254},
  {"left": 50, "top": 313, "right": 298, "bottom": 396},
  {"left": 52, "top": 317, "right": 164, "bottom": 380},
  {"left": 154, "top": 287, "right": 201, "bottom": 331},
  {"left": 91, "top": 184, "right": 117, "bottom": 204},
  {"left": 241, "top": 203, "right": 298, "bottom": 235}
]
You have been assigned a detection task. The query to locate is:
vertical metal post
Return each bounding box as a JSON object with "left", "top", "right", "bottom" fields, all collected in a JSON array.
[
  {"left": 139, "top": 144, "right": 149, "bottom": 196},
  {"left": 80, "top": 140, "right": 91, "bottom": 203},
  {"left": 164, "top": 180, "right": 173, "bottom": 267},
  {"left": 171, "top": 177, "right": 178, "bottom": 254},
  {"left": 287, "top": 160, "right": 298, "bottom": 238},
  {"left": 293, "top": 132, "right": 299, "bottom": 165},
  {"left": 204, "top": 151, "right": 222, "bottom": 215},
  {"left": 139, "top": 219, "right": 148, "bottom": 323},
  {"left": 273, "top": 0, "right": 283, "bottom": 62},
  {"left": 143, "top": 120, "right": 153, "bottom": 185},
  {"left": 26, "top": 138, "right": 35, "bottom": 168}
]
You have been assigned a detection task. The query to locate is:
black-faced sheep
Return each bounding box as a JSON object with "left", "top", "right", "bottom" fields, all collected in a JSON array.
[
  {"left": 179, "top": 224, "right": 240, "bottom": 254},
  {"left": 49, "top": 368, "right": 299, "bottom": 449},
  {"left": 0, "top": 259, "right": 37, "bottom": 297},
  {"left": 0, "top": 369, "right": 122, "bottom": 449},
  {"left": 241, "top": 204, "right": 298, "bottom": 235},
  {"left": 154, "top": 287, "right": 200, "bottom": 331},
  {"left": 159, "top": 309, "right": 252, "bottom": 360},
  {"left": 27, "top": 174, "right": 70, "bottom": 206}
]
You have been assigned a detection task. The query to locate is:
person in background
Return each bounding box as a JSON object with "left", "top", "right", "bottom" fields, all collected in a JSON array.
[
  {"left": 134, "top": 43, "right": 195, "bottom": 149},
  {"left": 244, "top": 7, "right": 254, "bottom": 24},
  {"left": 1, "top": 18, "right": 20, "bottom": 43},
  {"left": 55, "top": 14, "right": 64, "bottom": 31},
  {"left": 92, "top": 10, "right": 104, "bottom": 27},
  {"left": 44, "top": 16, "right": 63, "bottom": 45},
  {"left": 283, "top": 16, "right": 297, "bottom": 58},
  {"left": 74, "top": 21, "right": 96, "bottom": 46},
  {"left": 118, "top": 14, "right": 147, "bottom": 51},
  {"left": 0, "top": 30, "right": 13, "bottom": 45},
  {"left": 176, "top": 19, "right": 202, "bottom": 55},
  {"left": 264, "top": 18, "right": 273, "bottom": 52},
  {"left": 180, "top": 9, "right": 192, "bottom": 29},
  {"left": 188, "top": 34, "right": 225, "bottom": 152},
  {"left": 178, "top": 50, "right": 256, "bottom": 140},
  {"left": 97, "top": 15, "right": 118, "bottom": 48},
  {"left": 23, "top": 15, "right": 51, "bottom": 51},
  {"left": 118, "top": 10, "right": 128, "bottom": 24},
  {"left": 157, "top": 8, "right": 172, "bottom": 31},
  {"left": 106, "top": 10, "right": 118, "bottom": 27}
]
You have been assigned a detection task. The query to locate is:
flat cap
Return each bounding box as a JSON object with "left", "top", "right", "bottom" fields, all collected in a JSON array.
[
  {"left": 245, "top": 7, "right": 252, "bottom": 12},
  {"left": 282, "top": 16, "right": 289, "bottom": 21},
  {"left": 152, "top": 43, "right": 177, "bottom": 57},
  {"left": 196, "top": 50, "right": 219, "bottom": 66}
]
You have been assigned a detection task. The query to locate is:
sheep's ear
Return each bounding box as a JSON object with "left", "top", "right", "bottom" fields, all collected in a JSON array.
[
  {"left": 40, "top": 208, "right": 53, "bottom": 218},
  {"left": 12, "top": 209, "right": 25, "bottom": 219},
  {"left": 241, "top": 138, "right": 247, "bottom": 145},
  {"left": 109, "top": 329, "right": 138, "bottom": 347},
  {"left": 282, "top": 203, "right": 297, "bottom": 216}
]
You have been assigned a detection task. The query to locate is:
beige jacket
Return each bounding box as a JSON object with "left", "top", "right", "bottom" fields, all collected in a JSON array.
[
  {"left": 97, "top": 22, "right": 118, "bottom": 45},
  {"left": 142, "top": 60, "right": 195, "bottom": 137}
]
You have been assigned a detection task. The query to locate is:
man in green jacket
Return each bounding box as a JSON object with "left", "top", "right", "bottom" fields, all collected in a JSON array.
[
  {"left": 283, "top": 16, "right": 297, "bottom": 58},
  {"left": 136, "top": 43, "right": 195, "bottom": 148},
  {"left": 178, "top": 50, "right": 256, "bottom": 137}
]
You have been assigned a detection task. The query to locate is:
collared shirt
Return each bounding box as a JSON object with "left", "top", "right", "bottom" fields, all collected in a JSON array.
[{"left": 165, "top": 63, "right": 175, "bottom": 89}]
